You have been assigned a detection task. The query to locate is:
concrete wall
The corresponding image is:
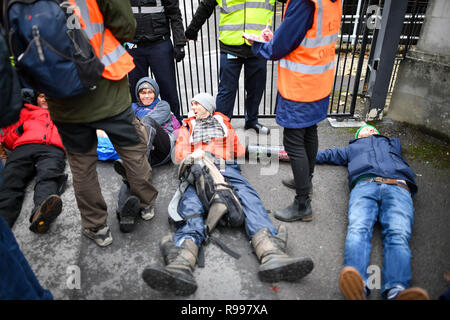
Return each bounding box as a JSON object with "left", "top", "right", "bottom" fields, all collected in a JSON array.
[{"left": 388, "top": 0, "right": 450, "bottom": 140}]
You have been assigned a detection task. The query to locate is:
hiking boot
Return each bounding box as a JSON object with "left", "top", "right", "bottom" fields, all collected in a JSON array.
[
  {"left": 142, "top": 237, "right": 198, "bottom": 296},
  {"left": 274, "top": 196, "right": 313, "bottom": 222},
  {"left": 251, "top": 225, "right": 314, "bottom": 282},
  {"left": 117, "top": 196, "right": 140, "bottom": 233},
  {"left": 389, "top": 286, "right": 430, "bottom": 300},
  {"left": 82, "top": 225, "right": 113, "bottom": 247},
  {"left": 244, "top": 123, "right": 270, "bottom": 135},
  {"left": 29, "top": 194, "right": 63, "bottom": 234},
  {"left": 141, "top": 205, "right": 155, "bottom": 220},
  {"left": 339, "top": 266, "right": 367, "bottom": 300}
]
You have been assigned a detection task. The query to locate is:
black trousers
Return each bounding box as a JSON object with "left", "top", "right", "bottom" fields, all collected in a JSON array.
[
  {"left": 283, "top": 125, "right": 318, "bottom": 198},
  {"left": 0, "top": 144, "right": 66, "bottom": 227}
]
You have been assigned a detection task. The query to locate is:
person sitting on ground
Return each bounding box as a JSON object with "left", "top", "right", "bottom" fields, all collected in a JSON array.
[
  {"left": 112, "top": 77, "right": 180, "bottom": 232},
  {"left": 0, "top": 90, "right": 67, "bottom": 233},
  {"left": 140, "top": 92, "right": 314, "bottom": 296},
  {"left": 316, "top": 124, "right": 429, "bottom": 300}
]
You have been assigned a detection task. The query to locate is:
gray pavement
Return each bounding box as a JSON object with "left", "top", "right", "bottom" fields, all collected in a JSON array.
[{"left": 11, "top": 117, "right": 450, "bottom": 300}]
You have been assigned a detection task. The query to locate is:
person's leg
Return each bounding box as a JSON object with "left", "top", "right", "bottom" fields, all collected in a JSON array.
[
  {"left": 304, "top": 125, "right": 319, "bottom": 181},
  {"left": 0, "top": 216, "right": 53, "bottom": 300},
  {"left": 222, "top": 163, "right": 314, "bottom": 282},
  {"left": 103, "top": 108, "right": 158, "bottom": 212},
  {"left": 243, "top": 56, "right": 267, "bottom": 127},
  {"left": 0, "top": 146, "right": 36, "bottom": 227},
  {"left": 30, "top": 146, "right": 66, "bottom": 216},
  {"left": 142, "top": 184, "right": 204, "bottom": 296},
  {"left": 216, "top": 53, "right": 243, "bottom": 119},
  {"left": 140, "top": 116, "right": 172, "bottom": 167},
  {"left": 148, "top": 40, "right": 182, "bottom": 121},
  {"left": 274, "top": 128, "right": 313, "bottom": 221},
  {"left": 339, "top": 181, "right": 379, "bottom": 299},
  {"left": 127, "top": 46, "right": 150, "bottom": 103},
  {"left": 221, "top": 163, "right": 276, "bottom": 239},
  {"left": 378, "top": 184, "right": 414, "bottom": 299}
]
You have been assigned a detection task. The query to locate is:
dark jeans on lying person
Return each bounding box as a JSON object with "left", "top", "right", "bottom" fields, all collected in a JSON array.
[
  {"left": 0, "top": 216, "right": 53, "bottom": 300},
  {"left": 173, "top": 163, "right": 277, "bottom": 248},
  {"left": 283, "top": 125, "right": 318, "bottom": 198},
  {"left": 0, "top": 144, "right": 66, "bottom": 228},
  {"left": 216, "top": 53, "right": 267, "bottom": 126}
]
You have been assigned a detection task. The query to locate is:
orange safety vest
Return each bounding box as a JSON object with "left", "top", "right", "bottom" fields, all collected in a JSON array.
[
  {"left": 69, "top": 0, "right": 135, "bottom": 80},
  {"left": 278, "top": 0, "right": 342, "bottom": 102}
]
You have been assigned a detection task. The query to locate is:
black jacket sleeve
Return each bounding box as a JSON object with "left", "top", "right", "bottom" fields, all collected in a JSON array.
[
  {"left": 162, "top": 0, "right": 186, "bottom": 47},
  {"left": 185, "top": 0, "right": 216, "bottom": 40}
]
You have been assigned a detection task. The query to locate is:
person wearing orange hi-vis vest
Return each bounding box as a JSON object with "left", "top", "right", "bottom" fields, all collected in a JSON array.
[
  {"left": 45, "top": 0, "right": 159, "bottom": 247},
  {"left": 250, "top": 0, "right": 342, "bottom": 222}
]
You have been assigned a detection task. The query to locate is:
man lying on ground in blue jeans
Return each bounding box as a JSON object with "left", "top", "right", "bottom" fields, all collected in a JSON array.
[
  {"left": 141, "top": 93, "right": 314, "bottom": 296},
  {"left": 316, "top": 124, "right": 429, "bottom": 300}
]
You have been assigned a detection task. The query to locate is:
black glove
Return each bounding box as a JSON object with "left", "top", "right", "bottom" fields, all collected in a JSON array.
[
  {"left": 173, "top": 46, "right": 185, "bottom": 62},
  {"left": 185, "top": 28, "right": 198, "bottom": 41},
  {"left": 16, "top": 124, "right": 24, "bottom": 135}
]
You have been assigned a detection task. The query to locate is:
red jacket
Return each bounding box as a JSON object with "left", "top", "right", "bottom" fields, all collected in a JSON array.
[
  {"left": 0, "top": 103, "right": 65, "bottom": 152},
  {"left": 175, "top": 112, "right": 246, "bottom": 163}
]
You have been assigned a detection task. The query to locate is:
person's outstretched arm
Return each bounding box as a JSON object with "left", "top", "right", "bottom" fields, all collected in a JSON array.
[
  {"left": 252, "top": 0, "right": 314, "bottom": 61},
  {"left": 316, "top": 146, "right": 350, "bottom": 166},
  {"left": 184, "top": 0, "right": 217, "bottom": 40}
]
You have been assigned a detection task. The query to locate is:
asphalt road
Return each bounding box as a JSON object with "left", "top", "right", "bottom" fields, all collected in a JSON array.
[{"left": 11, "top": 117, "right": 450, "bottom": 301}]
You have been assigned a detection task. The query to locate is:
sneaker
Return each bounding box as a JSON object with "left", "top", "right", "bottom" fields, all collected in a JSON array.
[
  {"left": 29, "top": 195, "right": 63, "bottom": 234},
  {"left": 244, "top": 123, "right": 270, "bottom": 135},
  {"left": 118, "top": 196, "right": 141, "bottom": 233},
  {"left": 339, "top": 266, "right": 367, "bottom": 300},
  {"left": 393, "top": 287, "right": 430, "bottom": 300},
  {"left": 82, "top": 225, "right": 113, "bottom": 247},
  {"left": 141, "top": 205, "right": 155, "bottom": 221}
]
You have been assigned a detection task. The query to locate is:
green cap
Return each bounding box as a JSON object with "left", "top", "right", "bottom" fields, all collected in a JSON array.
[{"left": 355, "top": 125, "right": 379, "bottom": 139}]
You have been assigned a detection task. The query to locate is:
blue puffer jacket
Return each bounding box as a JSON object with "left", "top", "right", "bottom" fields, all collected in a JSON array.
[{"left": 316, "top": 135, "right": 418, "bottom": 196}]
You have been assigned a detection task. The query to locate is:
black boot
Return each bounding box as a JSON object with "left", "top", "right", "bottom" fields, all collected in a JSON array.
[
  {"left": 29, "top": 194, "right": 63, "bottom": 234},
  {"left": 282, "top": 175, "right": 313, "bottom": 195},
  {"left": 274, "top": 196, "right": 313, "bottom": 222},
  {"left": 142, "top": 235, "right": 198, "bottom": 296},
  {"left": 252, "top": 226, "right": 314, "bottom": 282},
  {"left": 117, "top": 195, "right": 140, "bottom": 233}
]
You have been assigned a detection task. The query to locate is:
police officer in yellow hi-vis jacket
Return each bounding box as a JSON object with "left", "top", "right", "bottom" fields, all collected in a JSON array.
[{"left": 185, "top": 0, "right": 283, "bottom": 135}]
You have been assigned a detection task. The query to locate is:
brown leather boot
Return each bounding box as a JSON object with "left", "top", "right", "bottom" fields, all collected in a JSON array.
[
  {"left": 142, "top": 236, "right": 198, "bottom": 296},
  {"left": 251, "top": 225, "right": 314, "bottom": 282}
]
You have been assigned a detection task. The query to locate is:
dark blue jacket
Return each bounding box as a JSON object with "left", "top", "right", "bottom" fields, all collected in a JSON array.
[{"left": 316, "top": 135, "right": 418, "bottom": 196}]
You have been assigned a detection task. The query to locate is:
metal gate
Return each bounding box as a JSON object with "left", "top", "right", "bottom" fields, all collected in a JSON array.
[{"left": 158, "top": 0, "right": 428, "bottom": 119}]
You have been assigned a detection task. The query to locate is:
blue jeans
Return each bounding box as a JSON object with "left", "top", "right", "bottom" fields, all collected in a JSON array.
[
  {"left": 0, "top": 216, "right": 53, "bottom": 299},
  {"left": 344, "top": 180, "right": 414, "bottom": 296},
  {"left": 173, "top": 163, "right": 277, "bottom": 247},
  {"left": 216, "top": 53, "right": 267, "bottom": 126}
]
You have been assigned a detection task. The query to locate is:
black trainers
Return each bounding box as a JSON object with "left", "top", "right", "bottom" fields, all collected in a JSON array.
[
  {"left": 244, "top": 123, "right": 270, "bottom": 135},
  {"left": 29, "top": 194, "right": 63, "bottom": 234},
  {"left": 118, "top": 196, "right": 141, "bottom": 233},
  {"left": 82, "top": 225, "right": 113, "bottom": 247}
]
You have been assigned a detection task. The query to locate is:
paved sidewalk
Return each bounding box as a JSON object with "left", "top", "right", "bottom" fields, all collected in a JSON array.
[{"left": 11, "top": 117, "right": 450, "bottom": 300}]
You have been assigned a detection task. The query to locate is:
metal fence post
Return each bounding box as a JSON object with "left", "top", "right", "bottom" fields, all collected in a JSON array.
[{"left": 363, "top": 0, "right": 408, "bottom": 121}]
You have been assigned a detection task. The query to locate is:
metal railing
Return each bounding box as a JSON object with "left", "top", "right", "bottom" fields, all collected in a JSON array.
[{"left": 165, "top": 0, "right": 428, "bottom": 119}]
